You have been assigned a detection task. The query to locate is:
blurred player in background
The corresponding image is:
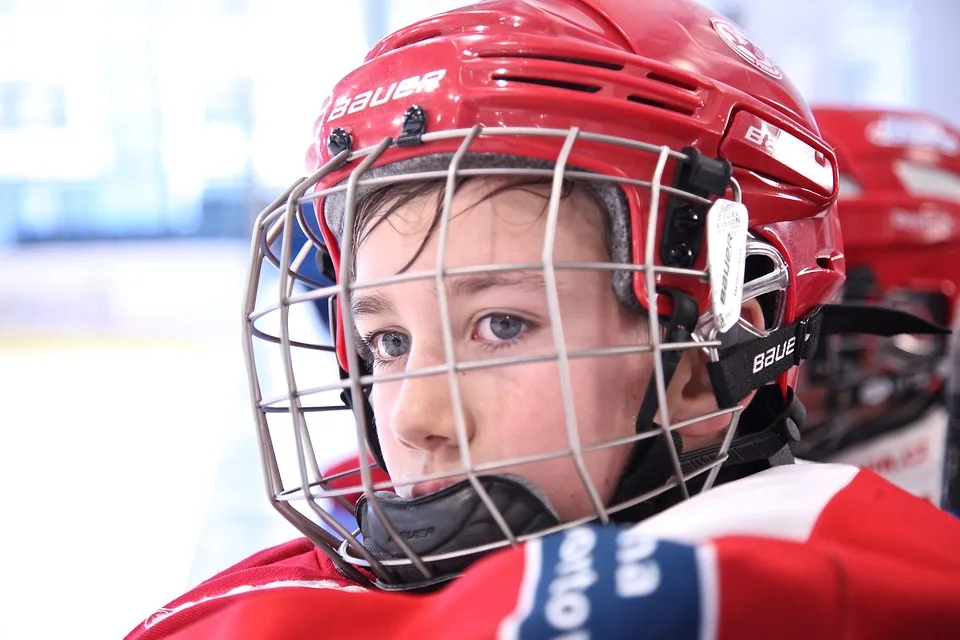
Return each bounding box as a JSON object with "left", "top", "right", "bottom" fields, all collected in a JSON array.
[
  {"left": 127, "top": 2, "right": 960, "bottom": 638},
  {"left": 797, "top": 107, "right": 960, "bottom": 515},
  {"left": 949, "top": 302, "right": 960, "bottom": 517}
]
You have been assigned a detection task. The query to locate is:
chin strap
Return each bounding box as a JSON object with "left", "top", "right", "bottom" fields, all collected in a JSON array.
[
  {"left": 609, "top": 386, "right": 805, "bottom": 524},
  {"left": 707, "top": 303, "right": 950, "bottom": 409},
  {"left": 609, "top": 289, "right": 700, "bottom": 522}
]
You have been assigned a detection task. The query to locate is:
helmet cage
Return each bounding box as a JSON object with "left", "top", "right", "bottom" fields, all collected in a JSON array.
[{"left": 243, "top": 124, "right": 794, "bottom": 587}]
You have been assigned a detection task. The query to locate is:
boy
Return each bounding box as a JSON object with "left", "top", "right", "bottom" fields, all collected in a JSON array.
[{"left": 128, "top": 1, "right": 960, "bottom": 638}]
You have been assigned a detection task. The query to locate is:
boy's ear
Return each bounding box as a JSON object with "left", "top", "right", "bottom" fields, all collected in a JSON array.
[{"left": 663, "top": 299, "right": 766, "bottom": 449}]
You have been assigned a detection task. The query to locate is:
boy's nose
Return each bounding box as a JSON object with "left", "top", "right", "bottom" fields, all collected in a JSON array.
[{"left": 387, "top": 351, "right": 475, "bottom": 455}]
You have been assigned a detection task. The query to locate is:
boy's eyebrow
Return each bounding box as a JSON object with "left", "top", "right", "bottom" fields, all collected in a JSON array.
[
  {"left": 446, "top": 271, "right": 548, "bottom": 298},
  {"left": 350, "top": 271, "right": 550, "bottom": 321},
  {"left": 351, "top": 291, "right": 395, "bottom": 321}
]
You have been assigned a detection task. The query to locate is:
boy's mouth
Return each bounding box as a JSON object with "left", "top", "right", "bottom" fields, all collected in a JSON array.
[{"left": 409, "top": 477, "right": 461, "bottom": 499}]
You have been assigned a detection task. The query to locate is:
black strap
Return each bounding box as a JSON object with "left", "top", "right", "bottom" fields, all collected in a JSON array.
[
  {"left": 609, "top": 289, "right": 700, "bottom": 522},
  {"left": 708, "top": 303, "right": 949, "bottom": 409},
  {"left": 707, "top": 313, "right": 822, "bottom": 408},
  {"left": 819, "top": 302, "right": 951, "bottom": 337},
  {"left": 635, "top": 288, "right": 701, "bottom": 429}
]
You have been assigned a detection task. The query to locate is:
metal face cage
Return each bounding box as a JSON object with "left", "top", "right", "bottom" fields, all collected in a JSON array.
[{"left": 242, "top": 125, "right": 786, "bottom": 587}]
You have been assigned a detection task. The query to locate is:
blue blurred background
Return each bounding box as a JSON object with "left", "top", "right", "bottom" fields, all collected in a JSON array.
[{"left": 1, "top": 0, "right": 957, "bottom": 637}]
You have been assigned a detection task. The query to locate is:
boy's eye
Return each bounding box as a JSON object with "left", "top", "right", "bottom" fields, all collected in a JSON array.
[
  {"left": 375, "top": 331, "right": 410, "bottom": 359},
  {"left": 476, "top": 313, "right": 526, "bottom": 342}
]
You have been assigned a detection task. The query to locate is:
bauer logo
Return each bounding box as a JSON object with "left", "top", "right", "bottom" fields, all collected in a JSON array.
[
  {"left": 752, "top": 336, "right": 796, "bottom": 374},
  {"left": 710, "top": 17, "right": 782, "bottom": 79},
  {"left": 327, "top": 69, "right": 447, "bottom": 122}
]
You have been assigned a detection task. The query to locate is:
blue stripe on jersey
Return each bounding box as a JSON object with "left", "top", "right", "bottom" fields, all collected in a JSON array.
[{"left": 514, "top": 524, "right": 702, "bottom": 640}]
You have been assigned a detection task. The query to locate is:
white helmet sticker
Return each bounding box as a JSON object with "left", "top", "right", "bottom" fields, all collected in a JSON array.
[
  {"left": 706, "top": 198, "right": 749, "bottom": 334},
  {"left": 710, "top": 17, "right": 783, "bottom": 80},
  {"left": 866, "top": 115, "right": 960, "bottom": 156}
]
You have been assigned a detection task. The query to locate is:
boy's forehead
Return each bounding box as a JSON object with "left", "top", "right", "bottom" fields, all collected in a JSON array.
[
  {"left": 350, "top": 271, "right": 553, "bottom": 320},
  {"left": 354, "top": 179, "right": 604, "bottom": 276}
]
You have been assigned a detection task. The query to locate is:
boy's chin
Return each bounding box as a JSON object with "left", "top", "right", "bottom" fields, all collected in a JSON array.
[{"left": 678, "top": 424, "right": 728, "bottom": 451}]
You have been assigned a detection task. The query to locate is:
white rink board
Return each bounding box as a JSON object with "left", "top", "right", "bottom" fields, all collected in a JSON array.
[{"left": 0, "top": 241, "right": 355, "bottom": 640}]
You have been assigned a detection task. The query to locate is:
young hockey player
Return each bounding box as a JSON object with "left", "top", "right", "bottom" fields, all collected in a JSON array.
[{"left": 127, "top": 2, "right": 960, "bottom": 638}]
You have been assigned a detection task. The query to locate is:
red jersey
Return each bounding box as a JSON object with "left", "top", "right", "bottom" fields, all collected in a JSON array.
[{"left": 126, "top": 463, "right": 960, "bottom": 640}]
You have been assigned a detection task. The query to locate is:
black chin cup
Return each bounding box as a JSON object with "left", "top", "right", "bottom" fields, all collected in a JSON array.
[{"left": 356, "top": 474, "right": 560, "bottom": 591}]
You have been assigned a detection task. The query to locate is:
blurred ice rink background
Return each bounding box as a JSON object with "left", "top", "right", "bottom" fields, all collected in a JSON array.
[{"left": 1, "top": 0, "right": 957, "bottom": 637}]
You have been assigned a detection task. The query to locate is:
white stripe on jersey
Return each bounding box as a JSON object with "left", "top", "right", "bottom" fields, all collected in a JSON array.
[
  {"left": 142, "top": 579, "right": 368, "bottom": 630},
  {"left": 632, "top": 462, "right": 860, "bottom": 544}
]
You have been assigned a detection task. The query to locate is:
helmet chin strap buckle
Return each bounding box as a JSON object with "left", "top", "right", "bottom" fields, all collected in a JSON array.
[{"left": 355, "top": 474, "right": 560, "bottom": 592}]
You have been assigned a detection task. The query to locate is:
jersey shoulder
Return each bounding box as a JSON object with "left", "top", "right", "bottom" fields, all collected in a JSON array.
[
  {"left": 637, "top": 461, "right": 960, "bottom": 560},
  {"left": 125, "top": 537, "right": 363, "bottom": 640},
  {"left": 635, "top": 461, "right": 861, "bottom": 543}
]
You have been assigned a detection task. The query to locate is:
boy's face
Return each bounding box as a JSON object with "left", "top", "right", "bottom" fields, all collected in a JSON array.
[{"left": 350, "top": 179, "right": 729, "bottom": 521}]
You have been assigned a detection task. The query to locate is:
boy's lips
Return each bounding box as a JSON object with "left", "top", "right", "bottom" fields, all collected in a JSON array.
[{"left": 409, "top": 477, "right": 462, "bottom": 499}]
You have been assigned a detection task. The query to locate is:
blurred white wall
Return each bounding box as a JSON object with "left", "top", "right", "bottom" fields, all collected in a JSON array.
[
  {"left": 0, "top": 240, "right": 278, "bottom": 638},
  {"left": 914, "top": 0, "right": 960, "bottom": 127},
  {"left": 713, "top": 0, "right": 960, "bottom": 127}
]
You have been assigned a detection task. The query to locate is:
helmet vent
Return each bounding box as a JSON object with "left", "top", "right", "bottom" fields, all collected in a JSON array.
[
  {"left": 378, "top": 28, "right": 445, "bottom": 53},
  {"left": 626, "top": 94, "right": 696, "bottom": 116},
  {"left": 491, "top": 74, "right": 601, "bottom": 93},
  {"left": 646, "top": 71, "right": 699, "bottom": 93}
]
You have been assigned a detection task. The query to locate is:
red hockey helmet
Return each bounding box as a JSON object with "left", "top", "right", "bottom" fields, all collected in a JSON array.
[
  {"left": 817, "top": 106, "right": 960, "bottom": 308},
  {"left": 797, "top": 106, "right": 960, "bottom": 458},
  {"left": 244, "top": 0, "right": 846, "bottom": 590}
]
